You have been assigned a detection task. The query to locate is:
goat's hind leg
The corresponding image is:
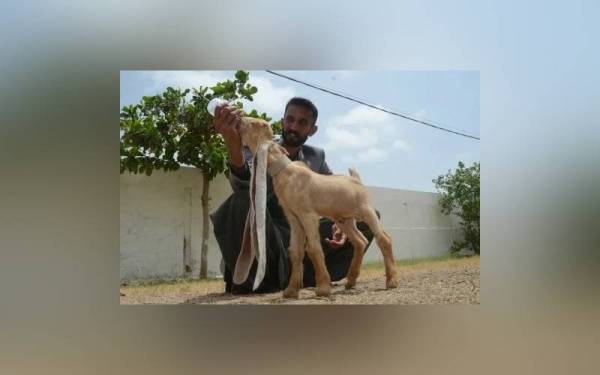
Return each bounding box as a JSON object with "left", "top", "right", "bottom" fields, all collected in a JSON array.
[
  {"left": 301, "top": 214, "right": 331, "bottom": 297},
  {"left": 361, "top": 207, "right": 399, "bottom": 289}
]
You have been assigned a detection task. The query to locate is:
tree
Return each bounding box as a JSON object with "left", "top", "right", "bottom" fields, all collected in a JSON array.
[
  {"left": 120, "top": 70, "right": 277, "bottom": 279},
  {"left": 433, "top": 161, "right": 480, "bottom": 254}
]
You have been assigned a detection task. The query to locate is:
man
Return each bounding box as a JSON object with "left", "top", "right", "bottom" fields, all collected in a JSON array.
[{"left": 210, "top": 97, "right": 377, "bottom": 293}]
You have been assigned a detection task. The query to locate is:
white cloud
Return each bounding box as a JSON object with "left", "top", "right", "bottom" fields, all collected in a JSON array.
[
  {"left": 148, "top": 71, "right": 295, "bottom": 119},
  {"left": 324, "top": 127, "right": 379, "bottom": 150},
  {"left": 322, "top": 105, "right": 411, "bottom": 163},
  {"left": 411, "top": 108, "right": 428, "bottom": 120},
  {"left": 241, "top": 76, "right": 295, "bottom": 119},
  {"left": 360, "top": 147, "right": 389, "bottom": 162},
  {"left": 393, "top": 139, "right": 410, "bottom": 151},
  {"left": 336, "top": 105, "right": 393, "bottom": 126},
  {"left": 149, "top": 71, "right": 228, "bottom": 93},
  {"left": 341, "top": 147, "right": 389, "bottom": 164}
]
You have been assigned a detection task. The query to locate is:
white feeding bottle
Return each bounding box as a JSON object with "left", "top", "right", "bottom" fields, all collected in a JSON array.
[{"left": 206, "top": 98, "right": 229, "bottom": 116}]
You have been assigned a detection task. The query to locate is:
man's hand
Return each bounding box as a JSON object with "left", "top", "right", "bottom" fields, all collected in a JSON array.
[
  {"left": 213, "top": 104, "right": 244, "bottom": 167},
  {"left": 325, "top": 223, "right": 347, "bottom": 249}
]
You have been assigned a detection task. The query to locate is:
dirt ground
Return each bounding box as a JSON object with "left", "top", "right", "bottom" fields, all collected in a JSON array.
[{"left": 120, "top": 256, "right": 479, "bottom": 305}]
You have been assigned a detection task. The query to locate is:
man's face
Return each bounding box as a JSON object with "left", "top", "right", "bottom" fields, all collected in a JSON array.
[{"left": 281, "top": 104, "right": 317, "bottom": 147}]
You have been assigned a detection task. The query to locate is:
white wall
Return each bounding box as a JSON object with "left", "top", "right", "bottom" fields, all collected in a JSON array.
[
  {"left": 120, "top": 168, "right": 462, "bottom": 281},
  {"left": 120, "top": 168, "right": 232, "bottom": 281},
  {"left": 363, "top": 186, "right": 463, "bottom": 263}
]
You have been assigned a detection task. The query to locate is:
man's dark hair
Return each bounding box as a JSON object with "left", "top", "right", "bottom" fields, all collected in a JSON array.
[{"left": 284, "top": 97, "right": 318, "bottom": 124}]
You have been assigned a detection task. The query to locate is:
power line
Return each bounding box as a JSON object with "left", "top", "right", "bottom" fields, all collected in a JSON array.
[{"left": 265, "top": 70, "right": 480, "bottom": 141}]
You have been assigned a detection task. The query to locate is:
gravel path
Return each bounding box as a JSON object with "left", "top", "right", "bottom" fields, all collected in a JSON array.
[{"left": 121, "top": 259, "right": 479, "bottom": 305}]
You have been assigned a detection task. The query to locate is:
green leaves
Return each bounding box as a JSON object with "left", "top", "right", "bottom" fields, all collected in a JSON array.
[
  {"left": 245, "top": 109, "right": 270, "bottom": 121},
  {"left": 235, "top": 70, "right": 249, "bottom": 82},
  {"left": 270, "top": 119, "right": 283, "bottom": 136},
  {"left": 120, "top": 70, "right": 269, "bottom": 180},
  {"left": 433, "top": 161, "right": 480, "bottom": 254}
]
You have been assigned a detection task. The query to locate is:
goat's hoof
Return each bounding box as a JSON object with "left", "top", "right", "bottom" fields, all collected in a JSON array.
[
  {"left": 283, "top": 288, "right": 299, "bottom": 299},
  {"left": 315, "top": 286, "right": 331, "bottom": 297},
  {"left": 386, "top": 278, "right": 399, "bottom": 289},
  {"left": 344, "top": 281, "right": 356, "bottom": 290}
]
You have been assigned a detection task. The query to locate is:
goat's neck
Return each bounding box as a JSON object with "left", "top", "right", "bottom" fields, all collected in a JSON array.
[
  {"left": 264, "top": 142, "right": 281, "bottom": 161},
  {"left": 264, "top": 141, "right": 291, "bottom": 177}
]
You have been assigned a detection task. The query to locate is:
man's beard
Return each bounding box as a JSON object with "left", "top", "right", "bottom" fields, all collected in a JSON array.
[{"left": 282, "top": 128, "right": 309, "bottom": 147}]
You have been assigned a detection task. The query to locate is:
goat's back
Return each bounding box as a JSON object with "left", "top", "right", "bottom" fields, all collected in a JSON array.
[{"left": 273, "top": 162, "right": 371, "bottom": 219}]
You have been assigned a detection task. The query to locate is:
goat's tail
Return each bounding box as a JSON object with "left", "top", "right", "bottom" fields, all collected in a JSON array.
[{"left": 348, "top": 167, "right": 362, "bottom": 182}]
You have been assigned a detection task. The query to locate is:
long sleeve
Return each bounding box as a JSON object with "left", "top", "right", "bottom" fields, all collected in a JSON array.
[{"left": 227, "top": 147, "right": 253, "bottom": 191}]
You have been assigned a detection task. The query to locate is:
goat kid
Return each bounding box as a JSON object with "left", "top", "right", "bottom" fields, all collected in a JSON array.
[{"left": 237, "top": 117, "right": 399, "bottom": 298}]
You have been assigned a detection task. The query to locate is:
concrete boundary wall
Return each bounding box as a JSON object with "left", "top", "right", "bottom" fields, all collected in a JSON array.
[
  {"left": 363, "top": 186, "right": 462, "bottom": 263},
  {"left": 120, "top": 167, "right": 462, "bottom": 281}
]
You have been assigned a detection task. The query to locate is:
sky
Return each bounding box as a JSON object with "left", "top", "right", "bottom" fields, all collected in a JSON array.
[{"left": 120, "top": 70, "right": 479, "bottom": 192}]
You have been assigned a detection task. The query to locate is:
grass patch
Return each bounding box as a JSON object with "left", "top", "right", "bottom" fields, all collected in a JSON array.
[
  {"left": 362, "top": 254, "right": 469, "bottom": 269},
  {"left": 360, "top": 254, "right": 479, "bottom": 277},
  {"left": 122, "top": 276, "right": 223, "bottom": 288},
  {"left": 120, "top": 277, "right": 226, "bottom": 302}
]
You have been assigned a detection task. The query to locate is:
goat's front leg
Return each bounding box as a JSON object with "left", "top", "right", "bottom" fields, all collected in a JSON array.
[
  {"left": 336, "top": 219, "right": 368, "bottom": 289},
  {"left": 283, "top": 213, "right": 306, "bottom": 299}
]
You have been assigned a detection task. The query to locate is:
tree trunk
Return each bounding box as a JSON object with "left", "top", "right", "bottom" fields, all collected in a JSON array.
[
  {"left": 199, "top": 174, "right": 210, "bottom": 279},
  {"left": 183, "top": 187, "right": 192, "bottom": 278}
]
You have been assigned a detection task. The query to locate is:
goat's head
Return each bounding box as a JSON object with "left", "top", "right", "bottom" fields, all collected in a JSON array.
[{"left": 238, "top": 117, "right": 274, "bottom": 153}]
